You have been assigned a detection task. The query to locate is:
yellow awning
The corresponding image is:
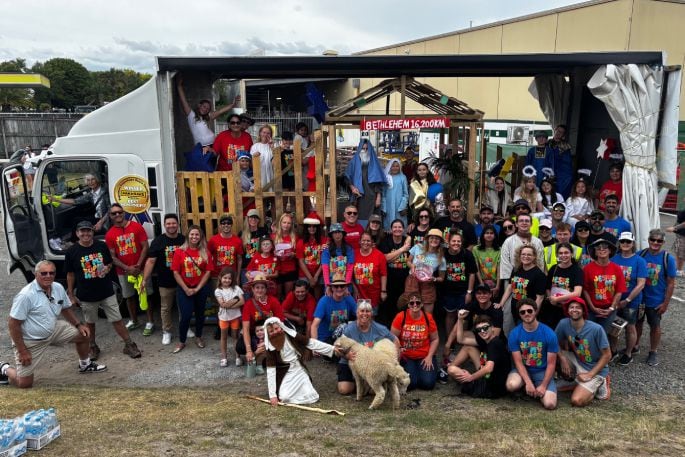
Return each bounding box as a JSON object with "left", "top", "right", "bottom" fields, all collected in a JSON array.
[{"left": 0, "top": 73, "right": 51, "bottom": 88}]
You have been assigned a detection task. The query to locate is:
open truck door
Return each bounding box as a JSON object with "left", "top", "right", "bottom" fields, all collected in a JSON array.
[{"left": 1, "top": 164, "right": 44, "bottom": 281}]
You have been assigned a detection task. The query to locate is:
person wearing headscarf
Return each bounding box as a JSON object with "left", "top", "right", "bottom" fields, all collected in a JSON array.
[
  {"left": 263, "top": 316, "right": 337, "bottom": 405},
  {"left": 345, "top": 139, "right": 388, "bottom": 226},
  {"left": 381, "top": 158, "right": 409, "bottom": 229}
]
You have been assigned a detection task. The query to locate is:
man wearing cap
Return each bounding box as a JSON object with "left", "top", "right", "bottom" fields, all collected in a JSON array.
[
  {"left": 544, "top": 124, "right": 573, "bottom": 198},
  {"left": 66, "top": 221, "right": 142, "bottom": 359},
  {"left": 555, "top": 297, "right": 612, "bottom": 405},
  {"left": 511, "top": 199, "right": 540, "bottom": 237},
  {"left": 586, "top": 210, "right": 618, "bottom": 247},
  {"left": 311, "top": 273, "right": 357, "bottom": 344},
  {"left": 538, "top": 219, "right": 557, "bottom": 247},
  {"left": 214, "top": 113, "right": 253, "bottom": 172},
  {"left": 475, "top": 206, "right": 500, "bottom": 238},
  {"left": 239, "top": 114, "right": 255, "bottom": 132},
  {"left": 142, "top": 213, "right": 185, "bottom": 345},
  {"left": 550, "top": 202, "right": 569, "bottom": 234},
  {"left": 341, "top": 205, "right": 365, "bottom": 250},
  {"left": 544, "top": 222, "right": 583, "bottom": 271},
  {"left": 611, "top": 231, "right": 647, "bottom": 366},
  {"left": 602, "top": 194, "right": 631, "bottom": 238},
  {"left": 238, "top": 150, "right": 254, "bottom": 192},
  {"left": 583, "top": 238, "right": 626, "bottom": 356},
  {"left": 433, "top": 198, "right": 477, "bottom": 248},
  {"left": 526, "top": 132, "right": 548, "bottom": 187},
  {"left": 636, "top": 228, "right": 676, "bottom": 367}
]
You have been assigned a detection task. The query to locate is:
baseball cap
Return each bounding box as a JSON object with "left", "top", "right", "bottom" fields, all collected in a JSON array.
[
  {"left": 76, "top": 221, "right": 94, "bottom": 230},
  {"left": 246, "top": 209, "right": 260, "bottom": 219},
  {"left": 618, "top": 232, "right": 635, "bottom": 241},
  {"left": 539, "top": 219, "right": 553, "bottom": 229}
]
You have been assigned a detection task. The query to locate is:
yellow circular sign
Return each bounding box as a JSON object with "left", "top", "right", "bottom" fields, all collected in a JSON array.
[{"left": 113, "top": 175, "right": 150, "bottom": 214}]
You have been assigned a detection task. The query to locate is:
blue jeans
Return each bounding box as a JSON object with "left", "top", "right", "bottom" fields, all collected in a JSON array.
[
  {"left": 177, "top": 284, "right": 210, "bottom": 343},
  {"left": 401, "top": 356, "right": 437, "bottom": 391}
]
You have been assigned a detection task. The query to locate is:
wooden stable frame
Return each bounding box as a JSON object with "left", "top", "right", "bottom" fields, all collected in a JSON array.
[{"left": 176, "top": 130, "right": 330, "bottom": 234}]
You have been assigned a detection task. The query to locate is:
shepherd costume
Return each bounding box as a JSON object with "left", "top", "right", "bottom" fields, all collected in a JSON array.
[
  {"left": 264, "top": 317, "right": 335, "bottom": 404},
  {"left": 344, "top": 139, "right": 388, "bottom": 222}
]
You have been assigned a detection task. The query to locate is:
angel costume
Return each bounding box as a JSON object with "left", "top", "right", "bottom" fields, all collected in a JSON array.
[{"left": 264, "top": 317, "right": 335, "bottom": 404}]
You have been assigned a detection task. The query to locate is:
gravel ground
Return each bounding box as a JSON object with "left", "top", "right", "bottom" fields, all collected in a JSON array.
[{"left": 1, "top": 214, "right": 684, "bottom": 398}]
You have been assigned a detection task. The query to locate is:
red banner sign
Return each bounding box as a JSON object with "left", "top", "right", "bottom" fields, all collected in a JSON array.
[{"left": 361, "top": 117, "right": 450, "bottom": 131}]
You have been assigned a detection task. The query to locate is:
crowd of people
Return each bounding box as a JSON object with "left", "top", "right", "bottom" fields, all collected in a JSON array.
[{"left": 1, "top": 96, "right": 678, "bottom": 412}]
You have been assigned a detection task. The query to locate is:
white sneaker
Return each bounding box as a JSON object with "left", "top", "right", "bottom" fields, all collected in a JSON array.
[
  {"left": 235, "top": 357, "right": 243, "bottom": 367},
  {"left": 186, "top": 328, "right": 195, "bottom": 338},
  {"left": 162, "top": 332, "right": 172, "bottom": 345},
  {"left": 677, "top": 270, "right": 685, "bottom": 278}
]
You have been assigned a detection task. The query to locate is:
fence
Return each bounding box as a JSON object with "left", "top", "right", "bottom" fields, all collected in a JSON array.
[
  {"left": 176, "top": 130, "right": 330, "bottom": 235},
  {"left": 0, "top": 113, "right": 82, "bottom": 158}
]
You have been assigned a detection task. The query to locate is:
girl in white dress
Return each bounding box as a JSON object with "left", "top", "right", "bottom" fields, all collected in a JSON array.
[{"left": 565, "top": 179, "right": 594, "bottom": 227}]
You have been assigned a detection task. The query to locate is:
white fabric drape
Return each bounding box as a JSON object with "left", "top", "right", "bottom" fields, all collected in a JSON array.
[
  {"left": 587, "top": 64, "right": 663, "bottom": 250},
  {"left": 657, "top": 69, "right": 682, "bottom": 187},
  {"left": 528, "top": 74, "right": 571, "bottom": 128}
]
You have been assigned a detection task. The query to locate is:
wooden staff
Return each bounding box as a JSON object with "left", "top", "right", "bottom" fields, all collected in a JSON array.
[{"left": 245, "top": 395, "right": 346, "bottom": 416}]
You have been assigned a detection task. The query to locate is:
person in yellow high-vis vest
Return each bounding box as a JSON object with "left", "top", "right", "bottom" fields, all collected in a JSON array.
[{"left": 544, "top": 222, "right": 582, "bottom": 271}]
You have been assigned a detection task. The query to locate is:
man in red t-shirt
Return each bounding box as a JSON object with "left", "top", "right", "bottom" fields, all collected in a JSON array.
[
  {"left": 207, "top": 214, "right": 243, "bottom": 280},
  {"left": 583, "top": 238, "right": 626, "bottom": 356},
  {"left": 282, "top": 280, "right": 317, "bottom": 337},
  {"left": 596, "top": 163, "right": 623, "bottom": 211},
  {"left": 105, "top": 204, "right": 153, "bottom": 333},
  {"left": 213, "top": 114, "right": 254, "bottom": 171},
  {"left": 341, "top": 205, "right": 364, "bottom": 250}
]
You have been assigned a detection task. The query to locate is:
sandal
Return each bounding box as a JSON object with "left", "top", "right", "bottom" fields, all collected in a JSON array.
[
  {"left": 220, "top": 358, "right": 228, "bottom": 367},
  {"left": 173, "top": 343, "right": 185, "bottom": 354},
  {"left": 196, "top": 337, "right": 205, "bottom": 348}
]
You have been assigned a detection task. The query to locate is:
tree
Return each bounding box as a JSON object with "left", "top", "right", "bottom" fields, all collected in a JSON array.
[
  {"left": 91, "top": 68, "right": 151, "bottom": 105},
  {"left": 0, "top": 58, "right": 33, "bottom": 111},
  {"left": 32, "top": 58, "right": 93, "bottom": 110}
]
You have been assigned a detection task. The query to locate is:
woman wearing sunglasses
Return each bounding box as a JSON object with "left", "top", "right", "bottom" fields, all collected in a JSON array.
[
  {"left": 409, "top": 208, "right": 433, "bottom": 248},
  {"left": 391, "top": 293, "right": 439, "bottom": 391},
  {"left": 498, "top": 217, "right": 517, "bottom": 246},
  {"left": 570, "top": 220, "right": 593, "bottom": 268}
]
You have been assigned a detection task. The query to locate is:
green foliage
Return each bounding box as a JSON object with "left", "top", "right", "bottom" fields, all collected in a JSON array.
[
  {"left": 31, "top": 58, "right": 93, "bottom": 110},
  {"left": 91, "top": 68, "right": 152, "bottom": 104},
  {"left": 429, "top": 152, "right": 472, "bottom": 201},
  {"left": 0, "top": 58, "right": 32, "bottom": 111}
]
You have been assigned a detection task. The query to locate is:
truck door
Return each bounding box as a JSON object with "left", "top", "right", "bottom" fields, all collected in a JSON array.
[{"left": 1, "top": 164, "right": 44, "bottom": 277}]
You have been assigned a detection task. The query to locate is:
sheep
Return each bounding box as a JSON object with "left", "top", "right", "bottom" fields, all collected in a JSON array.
[{"left": 334, "top": 335, "right": 410, "bottom": 409}]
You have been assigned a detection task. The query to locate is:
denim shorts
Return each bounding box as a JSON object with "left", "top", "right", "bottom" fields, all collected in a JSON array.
[
  {"left": 618, "top": 307, "right": 638, "bottom": 325},
  {"left": 638, "top": 306, "right": 662, "bottom": 328},
  {"left": 440, "top": 293, "right": 467, "bottom": 313},
  {"left": 510, "top": 368, "right": 557, "bottom": 394}
]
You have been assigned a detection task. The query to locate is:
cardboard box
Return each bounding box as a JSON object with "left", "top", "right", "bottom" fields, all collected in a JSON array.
[
  {"left": 0, "top": 440, "right": 27, "bottom": 457},
  {"left": 26, "top": 425, "right": 60, "bottom": 451}
]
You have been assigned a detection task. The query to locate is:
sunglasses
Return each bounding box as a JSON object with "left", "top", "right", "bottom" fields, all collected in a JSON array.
[
  {"left": 576, "top": 228, "right": 589, "bottom": 232},
  {"left": 346, "top": 211, "right": 358, "bottom": 215},
  {"left": 331, "top": 285, "right": 347, "bottom": 289},
  {"left": 619, "top": 239, "right": 633, "bottom": 244},
  {"left": 649, "top": 238, "right": 664, "bottom": 244},
  {"left": 39, "top": 271, "right": 56, "bottom": 277},
  {"left": 220, "top": 221, "right": 232, "bottom": 225},
  {"left": 595, "top": 244, "right": 610, "bottom": 250},
  {"left": 475, "top": 325, "right": 491, "bottom": 334},
  {"left": 407, "top": 300, "right": 422, "bottom": 307},
  {"left": 110, "top": 211, "right": 124, "bottom": 216},
  {"left": 519, "top": 308, "right": 535, "bottom": 316},
  {"left": 229, "top": 121, "right": 241, "bottom": 125},
  {"left": 553, "top": 208, "right": 565, "bottom": 212}
]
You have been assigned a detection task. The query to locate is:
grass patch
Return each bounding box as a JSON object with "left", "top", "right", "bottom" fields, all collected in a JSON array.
[{"left": 1, "top": 386, "right": 684, "bottom": 456}]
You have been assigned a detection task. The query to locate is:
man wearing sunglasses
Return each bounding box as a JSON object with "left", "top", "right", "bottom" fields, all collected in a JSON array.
[
  {"left": 1, "top": 261, "right": 107, "bottom": 388},
  {"left": 555, "top": 297, "right": 612, "bottom": 406},
  {"left": 447, "top": 312, "right": 510, "bottom": 398},
  {"left": 636, "top": 229, "right": 676, "bottom": 367},
  {"left": 341, "top": 205, "right": 364, "bottom": 250},
  {"left": 213, "top": 114, "right": 254, "bottom": 171},
  {"left": 506, "top": 298, "right": 559, "bottom": 410},
  {"left": 311, "top": 274, "right": 357, "bottom": 344},
  {"left": 586, "top": 210, "right": 618, "bottom": 247}
]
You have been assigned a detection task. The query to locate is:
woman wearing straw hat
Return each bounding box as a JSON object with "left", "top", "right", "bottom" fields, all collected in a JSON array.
[{"left": 407, "top": 228, "right": 446, "bottom": 314}]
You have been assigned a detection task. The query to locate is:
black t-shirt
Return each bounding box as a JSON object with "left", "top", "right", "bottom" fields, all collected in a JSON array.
[
  {"left": 148, "top": 233, "right": 186, "bottom": 288},
  {"left": 280, "top": 148, "right": 295, "bottom": 190},
  {"left": 240, "top": 226, "right": 269, "bottom": 265},
  {"left": 433, "top": 217, "right": 478, "bottom": 248},
  {"left": 509, "top": 266, "right": 547, "bottom": 313},
  {"left": 64, "top": 241, "right": 114, "bottom": 302},
  {"left": 409, "top": 226, "right": 429, "bottom": 248},
  {"left": 442, "top": 249, "right": 477, "bottom": 294},
  {"left": 540, "top": 263, "right": 584, "bottom": 329},
  {"left": 378, "top": 236, "right": 411, "bottom": 278},
  {"left": 466, "top": 302, "right": 504, "bottom": 331},
  {"left": 475, "top": 334, "right": 511, "bottom": 398},
  {"left": 542, "top": 237, "right": 557, "bottom": 248}
]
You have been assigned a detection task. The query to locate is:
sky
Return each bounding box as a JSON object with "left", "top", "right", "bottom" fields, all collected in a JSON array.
[{"left": 1, "top": 0, "right": 587, "bottom": 73}]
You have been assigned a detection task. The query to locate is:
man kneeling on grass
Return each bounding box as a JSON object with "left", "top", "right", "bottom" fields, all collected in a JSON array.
[
  {"left": 1, "top": 261, "right": 107, "bottom": 388},
  {"left": 506, "top": 298, "right": 559, "bottom": 410},
  {"left": 555, "top": 297, "right": 612, "bottom": 406}
]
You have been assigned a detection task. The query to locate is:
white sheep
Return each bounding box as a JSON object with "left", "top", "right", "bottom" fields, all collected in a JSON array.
[{"left": 334, "top": 335, "right": 410, "bottom": 409}]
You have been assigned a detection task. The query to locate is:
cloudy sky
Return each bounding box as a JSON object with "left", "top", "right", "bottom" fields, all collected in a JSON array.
[{"left": 1, "top": 0, "right": 586, "bottom": 73}]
